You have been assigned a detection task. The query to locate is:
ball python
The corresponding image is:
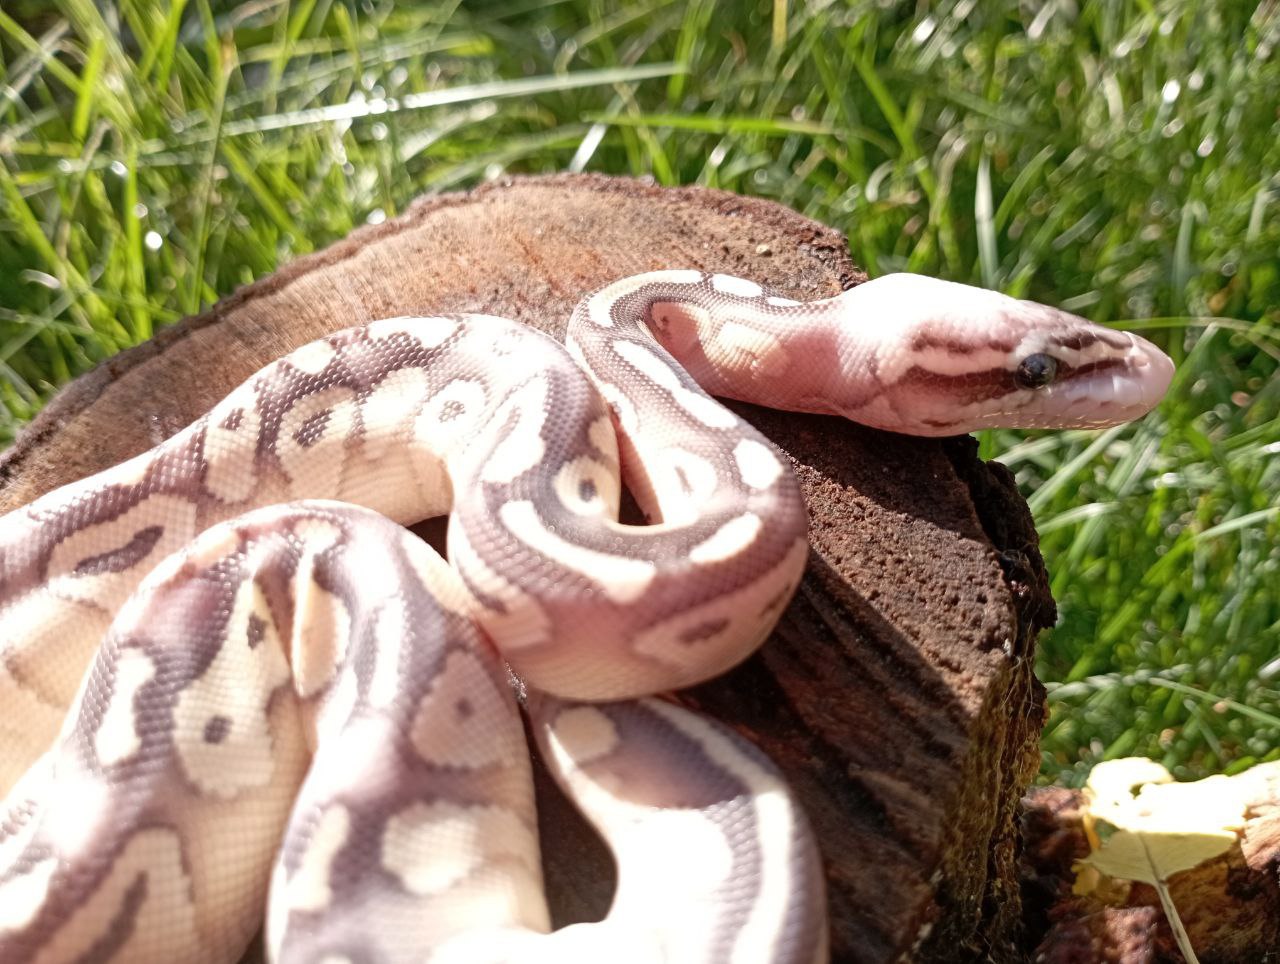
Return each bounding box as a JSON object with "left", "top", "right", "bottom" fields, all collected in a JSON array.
[{"left": 0, "top": 270, "right": 1174, "bottom": 962}]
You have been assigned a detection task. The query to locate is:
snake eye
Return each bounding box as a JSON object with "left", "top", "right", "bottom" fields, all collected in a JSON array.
[{"left": 1014, "top": 353, "right": 1059, "bottom": 390}]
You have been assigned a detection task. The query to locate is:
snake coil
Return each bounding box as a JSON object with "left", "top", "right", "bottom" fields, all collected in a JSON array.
[{"left": 0, "top": 271, "right": 1172, "bottom": 962}]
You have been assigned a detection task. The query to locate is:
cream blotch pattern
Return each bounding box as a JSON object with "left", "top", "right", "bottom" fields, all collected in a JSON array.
[{"left": 0, "top": 271, "right": 1173, "bottom": 962}]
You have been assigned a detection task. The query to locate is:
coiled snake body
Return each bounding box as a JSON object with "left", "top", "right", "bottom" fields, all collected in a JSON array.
[{"left": 0, "top": 271, "right": 1173, "bottom": 962}]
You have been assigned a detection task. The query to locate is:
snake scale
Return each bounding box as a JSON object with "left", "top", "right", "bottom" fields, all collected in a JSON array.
[{"left": 0, "top": 270, "right": 1174, "bottom": 962}]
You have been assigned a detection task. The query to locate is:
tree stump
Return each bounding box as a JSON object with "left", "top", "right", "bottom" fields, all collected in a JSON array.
[{"left": 0, "top": 174, "right": 1056, "bottom": 962}]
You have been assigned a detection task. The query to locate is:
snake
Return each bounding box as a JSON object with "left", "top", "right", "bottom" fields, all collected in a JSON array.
[{"left": 0, "top": 270, "right": 1174, "bottom": 963}]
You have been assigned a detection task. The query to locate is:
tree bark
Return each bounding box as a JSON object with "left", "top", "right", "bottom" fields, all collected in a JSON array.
[{"left": 0, "top": 174, "right": 1056, "bottom": 962}]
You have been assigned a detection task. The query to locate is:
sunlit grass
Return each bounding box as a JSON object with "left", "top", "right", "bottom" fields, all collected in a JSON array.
[{"left": 1, "top": 0, "right": 1277, "bottom": 785}]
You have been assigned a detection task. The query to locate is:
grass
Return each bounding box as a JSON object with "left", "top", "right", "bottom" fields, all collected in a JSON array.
[{"left": 1, "top": 0, "right": 1277, "bottom": 786}]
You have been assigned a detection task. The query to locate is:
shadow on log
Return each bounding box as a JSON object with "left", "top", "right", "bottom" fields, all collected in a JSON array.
[{"left": 0, "top": 174, "right": 1057, "bottom": 962}]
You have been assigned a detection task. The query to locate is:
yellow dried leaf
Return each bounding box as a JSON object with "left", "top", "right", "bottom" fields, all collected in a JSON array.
[
  {"left": 1082, "top": 828, "right": 1236, "bottom": 886},
  {"left": 1074, "top": 757, "right": 1247, "bottom": 890}
]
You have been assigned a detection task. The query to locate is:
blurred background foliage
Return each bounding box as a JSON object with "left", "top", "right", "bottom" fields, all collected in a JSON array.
[{"left": 1, "top": 0, "right": 1277, "bottom": 784}]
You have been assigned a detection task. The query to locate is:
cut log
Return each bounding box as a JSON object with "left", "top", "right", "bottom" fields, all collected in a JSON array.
[{"left": 0, "top": 173, "right": 1056, "bottom": 962}]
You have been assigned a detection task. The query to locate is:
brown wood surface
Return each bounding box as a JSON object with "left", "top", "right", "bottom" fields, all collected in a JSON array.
[{"left": 0, "top": 173, "right": 1057, "bottom": 962}]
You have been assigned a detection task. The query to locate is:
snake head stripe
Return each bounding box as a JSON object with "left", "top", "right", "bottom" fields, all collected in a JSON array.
[{"left": 818, "top": 273, "right": 1176, "bottom": 435}]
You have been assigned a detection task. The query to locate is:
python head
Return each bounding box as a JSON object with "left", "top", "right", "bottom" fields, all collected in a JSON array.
[{"left": 827, "top": 273, "right": 1176, "bottom": 435}]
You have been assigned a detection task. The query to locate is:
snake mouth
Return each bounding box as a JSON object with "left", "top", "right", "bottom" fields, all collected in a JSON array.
[
  {"left": 910, "top": 330, "right": 1176, "bottom": 434},
  {"left": 1047, "top": 331, "right": 1175, "bottom": 426}
]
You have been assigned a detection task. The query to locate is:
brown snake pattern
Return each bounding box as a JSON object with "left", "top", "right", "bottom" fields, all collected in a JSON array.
[{"left": 0, "top": 272, "right": 1174, "bottom": 962}]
